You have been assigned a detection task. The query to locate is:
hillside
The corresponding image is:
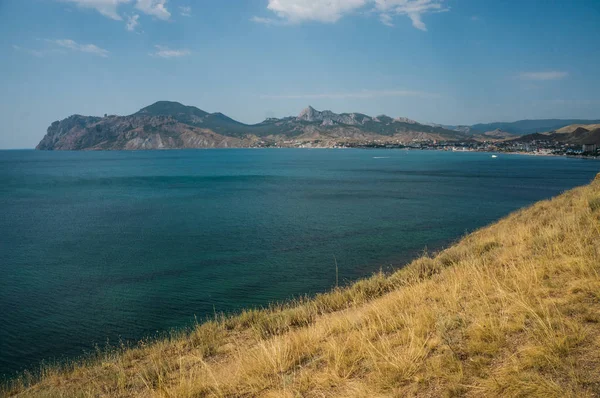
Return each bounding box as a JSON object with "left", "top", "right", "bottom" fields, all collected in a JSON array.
[
  {"left": 555, "top": 124, "right": 600, "bottom": 134},
  {"left": 4, "top": 174, "right": 600, "bottom": 397},
  {"left": 469, "top": 119, "right": 600, "bottom": 136},
  {"left": 36, "top": 102, "right": 468, "bottom": 150},
  {"left": 473, "top": 128, "right": 517, "bottom": 141},
  {"left": 512, "top": 125, "right": 600, "bottom": 146}
]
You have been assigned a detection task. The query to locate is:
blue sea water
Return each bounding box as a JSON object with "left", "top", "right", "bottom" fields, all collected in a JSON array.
[{"left": 0, "top": 149, "right": 598, "bottom": 377}]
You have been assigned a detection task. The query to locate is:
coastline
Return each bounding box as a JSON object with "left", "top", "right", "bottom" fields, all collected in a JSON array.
[{"left": 27, "top": 145, "right": 600, "bottom": 159}]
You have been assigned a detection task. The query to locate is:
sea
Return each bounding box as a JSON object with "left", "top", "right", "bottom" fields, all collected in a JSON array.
[{"left": 1, "top": 148, "right": 598, "bottom": 377}]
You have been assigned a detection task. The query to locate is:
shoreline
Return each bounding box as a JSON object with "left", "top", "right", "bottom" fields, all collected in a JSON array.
[{"left": 22, "top": 146, "right": 600, "bottom": 160}]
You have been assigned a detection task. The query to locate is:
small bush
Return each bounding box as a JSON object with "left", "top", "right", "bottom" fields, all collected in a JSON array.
[
  {"left": 189, "top": 321, "right": 223, "bottom": 357},
  {"left": 588, "top": 197, "right": 600, "bottom": 212}
]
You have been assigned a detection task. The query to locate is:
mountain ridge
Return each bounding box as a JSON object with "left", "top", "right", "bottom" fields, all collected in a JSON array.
[
  {"left": 510, "top": 125, "right": 600, "bottom": 146},
  {"left": 35, "top": 101, "right": 600, "bottom": 150},
  {"left": 469, "top": 118, "right": 600, "bottom": 135},
  {"left": 36, "top": 101, "right": 471, "bottom": 150}
]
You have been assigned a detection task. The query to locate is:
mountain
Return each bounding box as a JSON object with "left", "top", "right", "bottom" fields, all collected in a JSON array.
[
  {"left": 36, "top": 114, "right": 255, "bottom": 150},
  {"left": 511, "top": 125, "right": 600, "bottom": 145},
  {"left": 135, "top": 101, "right": 209, "bottom": 120},
  {"left": 37, "top": 101, "right": 598, "bottom": 150},
  {"left": 36, "top": 102, "right": 470, "bottom": 150},
  {"left": 469, "top": 119, "right": 600, "bottom": 136},
  {"left": 473, "top": 128, "right": 517, "bottom": 141}
]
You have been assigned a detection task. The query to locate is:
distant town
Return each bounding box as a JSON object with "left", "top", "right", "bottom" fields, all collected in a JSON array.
[{"left": 252, "top": 138, "right": 599, "bottom": 158}]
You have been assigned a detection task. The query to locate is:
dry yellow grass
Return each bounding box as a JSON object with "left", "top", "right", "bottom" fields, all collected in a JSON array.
[
  {"left": 555, "top": 124, "right": 600, "bottom": 134},
  {"left": 4, "top": 173, "right": 600, "bottom": 398}
]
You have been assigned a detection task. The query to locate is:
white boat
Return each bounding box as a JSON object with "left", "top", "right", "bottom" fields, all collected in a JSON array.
[{"left": 491, "top": 155, "right": 498, "bottom": 158}]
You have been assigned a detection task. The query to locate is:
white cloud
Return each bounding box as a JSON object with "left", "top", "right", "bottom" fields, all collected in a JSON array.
[
  {"left": 264, "top": 0, "right": 367, "bottom": 23},
  {"left": 135, "top": 0, "right": 170, "bottom": 20},
  {"left": 260, "top": 89, "right": 441, "bottom": 99},
  {"left": 126, "top": 14, "right": 140, "bottom": 30},
  {"left": 407, "top": 12, "right": 425, "bottom": 30},
  {"left": 518, "top": 71, "right": 569, "bottom": 81},
  {"left": 149, "top": 45, "right": 191, "bottom": 58},
  {"left": 179, "top": 6, "right": 191, "bottom": 17},
  {"left": 48, "top": 39, "right": 110, "bottom": 57},
  {"left": 58, "top": 0, "right": 170, "bottom": 21},
  {"left": 252, "top": 0, "right": 446, "bottom": 30},
  {"left": 60, "top": 0, "right": 131, "bottom": 20},
  {"left": 374, "top": 0, "right": 447, "bottom": 31}
]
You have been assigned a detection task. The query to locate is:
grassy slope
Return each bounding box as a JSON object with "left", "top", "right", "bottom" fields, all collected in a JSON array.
[
  {"left": 556, "top": 124, "right": 600, "bottom": 134},
  {"left": 5, "top": 174, "right": 600, "bottom": 397}
]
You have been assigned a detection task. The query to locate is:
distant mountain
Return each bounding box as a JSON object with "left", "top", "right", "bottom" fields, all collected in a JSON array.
[
  {"left": 135, "top": 101, "right": 250, "bottom": 136},
  {"left": 475, "top": 129, "right": 517, "bottom": 141},
  {"left": 425, "top": 123, "right": 473, "bottom": 134},
  {"left": 136, "top": 101, "right": 209, "bottom": 119},
  {"left": 510, "top": 125, "right": 600, "bottom": 145},
  {"left": 469, "top": 119, "right": 600, "bottom": 136},
  {"left": 36, "top": 102, "right": 470, "bottom": 150},
  {"left": 555, "top": 124, "right": 600, "bottom": 134}
]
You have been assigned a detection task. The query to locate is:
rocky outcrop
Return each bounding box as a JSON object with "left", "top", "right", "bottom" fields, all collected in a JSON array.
[
  {"left": 36, "top": 115, "right": 102, "bottom": 150},
  {"left": 37, "top": 114, "right": 255, "bottom": 150},
  {"left": 297, "top": 106, "right": 372, "bottom": 126}
]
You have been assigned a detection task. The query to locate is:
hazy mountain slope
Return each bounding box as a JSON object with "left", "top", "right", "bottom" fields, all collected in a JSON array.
[
  {"left": 470, "top": 119, "right": 600, "bottom": 135},
  {"left": 6, "top": 174, "right": 600, "bottom": 397},
  {"left": 511, "top": 126, "right": 600, "bottom": 145},
  {"left": 555, "top": 124, "right": 600, "bottom": 134},
  {"left": 471, "top": 129, "right": 518, "bottom": 141},
  {"left": 135, "top": 101, "right": 210, "bottom": 119},
  {"left": 135, "top": 101, "right": 252, "bottom": 137}
]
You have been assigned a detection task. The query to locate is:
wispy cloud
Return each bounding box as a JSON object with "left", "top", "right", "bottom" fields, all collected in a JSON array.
[
  {"left": 12, "top": 45, "right": 66, "bottom": 57},
  {"left": 250, "top": 16, "right": 284, "bottom": 25},
  {"left": 375, "top": 0, "right": 447, "bottom": 31},
  {"left": 60, "top": 0, "right": 130, "bottom": 20},
  {"left": 149, "top": 45, "right": 191, "bottom": 58},
  {"left": 47, "top": 39, "right": 110, "bottom": 57},
  {"left": 179, "top": 6, "right": 191, "bottom": 17},
  {"left": 518, "top": 71, "right": 569, "bottom": 81},
  {"left": 58, "top": 0, "right": 170, "bottom": 24},
  {"left": 251, "top": 0, "right": 446, "bottom": 31},
  {"left": 126, "top": 14, "right": 140, "bottom": 31},
  {"left": 135, "top": 0, "right": 170, "bottom": 20},
  {"left": 544, "top": 99, "right": 599, "bottom": 106},
  {"left": 260, "top": 89, "right": 441, "bottom": 100},
  {"left": 379, "top": 13, "right": 394, "bottom": 27}
]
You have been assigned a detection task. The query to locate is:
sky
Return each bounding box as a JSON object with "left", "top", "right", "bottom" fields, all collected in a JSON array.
[{"left": 1, "top": 0, "right": 600, "bottom": 148}]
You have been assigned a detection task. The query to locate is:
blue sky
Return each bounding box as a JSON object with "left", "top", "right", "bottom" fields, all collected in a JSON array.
[{"left": 1, "top": 0, "right": 600, "bottom": 148}]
